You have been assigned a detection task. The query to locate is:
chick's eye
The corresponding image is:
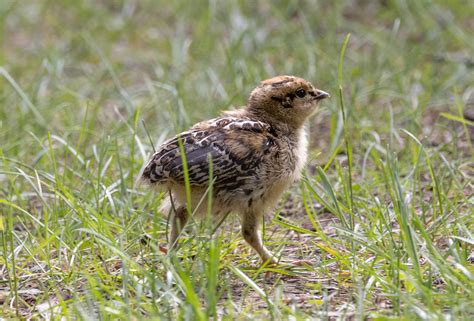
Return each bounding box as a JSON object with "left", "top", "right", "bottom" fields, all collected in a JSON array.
[{"left": 295, "top": 88, "right": 306, "bottom": 98}]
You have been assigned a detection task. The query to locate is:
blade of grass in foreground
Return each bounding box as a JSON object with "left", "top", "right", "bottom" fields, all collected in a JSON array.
[
  {"left": 228, "top": 265, "right": 276, "bottom": 313},
  {"left": 337, "top": 33, "right": 355, "bottom": 230}
]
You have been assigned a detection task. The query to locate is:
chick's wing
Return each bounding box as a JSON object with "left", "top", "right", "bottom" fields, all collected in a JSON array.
[{"left": 141, "top": 117, "right": 275, "bottom": 187}]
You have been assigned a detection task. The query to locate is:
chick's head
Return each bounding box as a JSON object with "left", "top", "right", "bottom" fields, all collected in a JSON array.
[{"left": 248, "top": 75, "right": 329, "bottom": 128}]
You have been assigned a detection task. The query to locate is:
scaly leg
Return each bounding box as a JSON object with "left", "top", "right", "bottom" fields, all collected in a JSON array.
[
  {"left": 169, "top": 206, "right": 189, "bottom": 249},
  {"left": 241, "top": 211, "right": 277, "bottom": 265}
]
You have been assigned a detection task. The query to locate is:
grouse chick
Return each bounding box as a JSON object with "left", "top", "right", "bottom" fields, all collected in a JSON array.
[{"left": 142, "top": 75, "right": 329, "bottom": 264}]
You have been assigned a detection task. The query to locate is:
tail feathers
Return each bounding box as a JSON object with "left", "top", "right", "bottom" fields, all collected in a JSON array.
[
  {"left": 141, "top": 161, "right": 153, "bottom": 180},
  {"left": 135, "top": 161, "right": 157, "bottom": 188}
]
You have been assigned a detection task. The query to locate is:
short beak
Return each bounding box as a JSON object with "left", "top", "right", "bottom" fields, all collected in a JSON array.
[{"left": 314, "top": 90, "right": 330, "bottom": 100}]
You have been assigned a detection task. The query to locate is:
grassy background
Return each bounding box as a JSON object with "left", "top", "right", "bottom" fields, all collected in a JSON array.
[{"left": 1, "top": 0, "right": 473, "bottom": 319}]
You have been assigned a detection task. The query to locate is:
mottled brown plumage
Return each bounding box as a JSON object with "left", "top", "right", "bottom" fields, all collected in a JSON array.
[{"left": 142, "top": 75, "right": 329, "bottom": 264}]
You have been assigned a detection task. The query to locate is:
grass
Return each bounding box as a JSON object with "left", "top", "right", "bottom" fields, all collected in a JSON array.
[{"left": 1, "top": 0, "right": 473, "bottom": 319}]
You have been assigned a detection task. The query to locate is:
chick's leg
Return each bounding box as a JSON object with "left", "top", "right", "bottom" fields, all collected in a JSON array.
[
  {"left": 169, "top": 206, "right": 189, "bottom": 248},
  {"left": 241, "top": 211, "right": 277, "bottom": 265}
]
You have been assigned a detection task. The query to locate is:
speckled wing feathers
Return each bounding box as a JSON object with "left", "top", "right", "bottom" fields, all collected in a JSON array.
[{"left": 141, "top": 117, "right": 274, "bottom": 188}]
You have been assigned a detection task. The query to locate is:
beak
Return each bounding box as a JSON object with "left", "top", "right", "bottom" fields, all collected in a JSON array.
[{"left": 314, "top": 90, "right": 330, "bottom": 100}]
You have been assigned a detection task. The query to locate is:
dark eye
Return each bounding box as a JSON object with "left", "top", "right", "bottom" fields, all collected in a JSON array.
[{"left": 295, "top": 88, "right": 306, "bottom": 98}]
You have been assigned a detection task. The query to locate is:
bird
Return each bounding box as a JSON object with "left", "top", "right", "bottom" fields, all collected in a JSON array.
[{"left": 141, "top": 75, "right": 329, "bottom": 265}]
